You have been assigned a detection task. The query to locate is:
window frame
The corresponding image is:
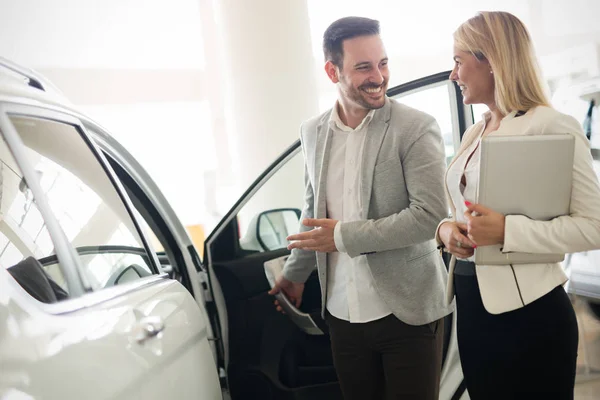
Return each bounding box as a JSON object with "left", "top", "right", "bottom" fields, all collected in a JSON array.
[
  {"left": 86, "top": 120, "right": 202, "bottom": 298},
  {"left": 0, "top": 102, "right": 167, "bottom": 312},
  {"left": 104, "top": 153, "right": 195, "bottom": 293}
]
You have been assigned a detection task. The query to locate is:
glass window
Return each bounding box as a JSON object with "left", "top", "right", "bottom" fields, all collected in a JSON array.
[
  {"left": 238, "top": 151, "right": 303, "bottom": 253},
  {"left": 0, "top": 130, "right": 68, "bottom": 302},
  {"left": 8, "top": 115, "right": 155, "bottom": 291},
  {"left": 392, "top": 82, "right": 459, "bottom": 165},
  {"left": 99, "top": 151, "right": 180, "bottom": 277}
]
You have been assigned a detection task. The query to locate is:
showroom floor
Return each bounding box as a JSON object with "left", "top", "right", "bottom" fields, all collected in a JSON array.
[{"left": 574, "top": 297, "right": 600, "bottom": 399}]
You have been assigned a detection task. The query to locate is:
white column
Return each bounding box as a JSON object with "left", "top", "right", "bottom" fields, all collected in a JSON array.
[{"left": 213, "top": 0, "right": 320, "bottom": 207}]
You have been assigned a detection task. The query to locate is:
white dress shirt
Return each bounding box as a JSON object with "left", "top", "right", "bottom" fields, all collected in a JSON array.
[
  {"left": 446, "top": 113, "right": 487, "bottom": 261},
  {"left": 326, "top": 104, "right": 392, "bottom": 323}
]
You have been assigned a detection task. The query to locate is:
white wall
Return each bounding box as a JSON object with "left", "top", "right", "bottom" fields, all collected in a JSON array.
[
  {"left": 0, "top": 0, "right": 204, "bottom": 69},
  {"left": 0, "top": 0, "right": 211, "bottom": 226}
]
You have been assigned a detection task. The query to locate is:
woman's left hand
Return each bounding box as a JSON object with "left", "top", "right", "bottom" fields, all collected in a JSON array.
[{"left": 463, "top": 201, "right": 506, "bottom": 246}]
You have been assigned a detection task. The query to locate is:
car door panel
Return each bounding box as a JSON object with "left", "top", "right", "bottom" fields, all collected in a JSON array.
[
  {"left": 1, "top": 272, "right": 219, "bottom": 400},
  {"left": 121, "top": 279, "right": 221, "bottom": 400},
  {"left": 208, "top": 215, "right": 338, "bottom": 399},
  {"left": 213, "top": 248, "right": 288, "bottom": 301}
]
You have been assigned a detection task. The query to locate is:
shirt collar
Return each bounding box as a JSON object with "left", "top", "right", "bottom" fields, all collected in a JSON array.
[{"left": 328, "top": 102, "right": 376, "bottom": 132}]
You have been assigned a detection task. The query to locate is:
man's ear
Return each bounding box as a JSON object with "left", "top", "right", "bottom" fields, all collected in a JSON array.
[{"left": 325, "top": 61, "right": 339, "bottom": 83}]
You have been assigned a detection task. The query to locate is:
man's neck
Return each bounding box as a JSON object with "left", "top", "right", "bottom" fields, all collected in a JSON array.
[{"left": 337, "top": 101, "right": 370, "bottom": 129}]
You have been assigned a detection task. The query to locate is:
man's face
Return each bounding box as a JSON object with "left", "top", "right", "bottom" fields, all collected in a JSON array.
[{"left": 335, "top": 35, "right": 389, "bottom": 110}]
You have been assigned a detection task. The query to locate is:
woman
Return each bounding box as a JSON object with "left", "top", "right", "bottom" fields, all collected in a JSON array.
[{"left": 437, "top": 11, "right": 600, "bottom": 399}]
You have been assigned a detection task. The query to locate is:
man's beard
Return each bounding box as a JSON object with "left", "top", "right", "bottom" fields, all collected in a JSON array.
[{"left": 344, "top": 80, "right": 388, "bottom": 110}]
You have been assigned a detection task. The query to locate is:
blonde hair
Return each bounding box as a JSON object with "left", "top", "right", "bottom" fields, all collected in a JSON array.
[{"left": 453, "top": 11, "right": 550, "bottom": 115}]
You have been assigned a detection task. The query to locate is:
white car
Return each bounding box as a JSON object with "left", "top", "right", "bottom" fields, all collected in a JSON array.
[{"left": 0, "top": 58, "right": 472, "bottom": 399}]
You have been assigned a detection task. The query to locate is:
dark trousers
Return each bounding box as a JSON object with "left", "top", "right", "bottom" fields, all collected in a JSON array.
[
  {"left": 454, "top": 261, "right": 579, "bottom": 399},
  {"left": 325, "top": 312, "right": 443, "bottom": 400}
]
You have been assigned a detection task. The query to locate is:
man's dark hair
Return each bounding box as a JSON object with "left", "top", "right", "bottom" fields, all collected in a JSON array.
[{"left": 323, "top": 16, "right": 380, "bottom": 68}]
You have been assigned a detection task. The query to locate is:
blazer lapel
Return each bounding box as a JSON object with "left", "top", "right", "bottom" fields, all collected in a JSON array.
[
  {"left": 361, "top": 99, "right": 392, "bottom": 215},
  {"left": 314, "top": 116, "right": 333, "bottom": 219}
]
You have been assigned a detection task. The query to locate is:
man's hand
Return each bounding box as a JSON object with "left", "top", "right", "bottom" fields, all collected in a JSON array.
[
  {"left": 286, "top": 218, "right": 339, "bottom": 252},
  {"left": 463, "top": 201, "right": 505, "bottom": 246},
  {"left": 268, "top": 275, "right": 305, "bottom": 312}
]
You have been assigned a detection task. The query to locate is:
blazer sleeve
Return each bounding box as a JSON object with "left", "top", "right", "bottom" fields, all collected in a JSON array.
[
  {"left": 502, "top": 113, "right": 600, "bottom": 254},
  {"left": 339, "top": 118, "right": 448, "bottom": 258},
  {"left": 282, "top": 130, "right": 318, "bottom": 283}
]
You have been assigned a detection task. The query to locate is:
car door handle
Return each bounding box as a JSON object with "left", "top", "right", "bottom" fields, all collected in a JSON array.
[{"left": 134, "top": 316, "right": 165, "bottom": 344}]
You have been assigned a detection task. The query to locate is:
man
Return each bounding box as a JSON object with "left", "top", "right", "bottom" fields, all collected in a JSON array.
[{"left": 269, "top": 16, "right": 452, "bottom": 399}]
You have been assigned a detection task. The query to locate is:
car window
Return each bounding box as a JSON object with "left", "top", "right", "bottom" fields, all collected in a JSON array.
[
  {"left": 392, "top": 82, "right": 459, "bottom": 165},
  {"left": 238, "top": 150, "right": 303, "bottom": 253},
  {"left": 0, "top": 128, "right": 69, "bottom": 302},
  {"left": 99, "top": 151, "right": 184, "bottom": 280},
  {"left": 8, "top": 115, "right": 156, "bottom": 291}
]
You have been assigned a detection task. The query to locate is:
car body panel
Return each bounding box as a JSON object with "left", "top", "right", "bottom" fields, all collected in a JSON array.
[
  {"left": 0, "top": 59, "right": 222, "bottom": 399},
  {"left": 0, "top": 270, "right": 220, "bottom": 399}
]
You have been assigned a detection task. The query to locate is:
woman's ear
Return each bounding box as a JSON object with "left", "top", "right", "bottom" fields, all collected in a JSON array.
[
  {"left": 473, "top": 51, "right": 486, "bottom": 61},
  {"left": 475, "top": 53, "right": 493, "bottom": 73},
  {"left": 325, "top": 61, "right": 339, "bottom": 83}
]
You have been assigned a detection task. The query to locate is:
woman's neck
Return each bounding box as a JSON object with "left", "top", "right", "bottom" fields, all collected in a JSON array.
[{"left": 486, "top": 103, "right": 505, "bottom": 131}]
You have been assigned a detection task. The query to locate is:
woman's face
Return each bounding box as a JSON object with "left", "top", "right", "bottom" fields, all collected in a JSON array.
[{"left": 449, "top": 46, "right": 495, "bottom": 107}]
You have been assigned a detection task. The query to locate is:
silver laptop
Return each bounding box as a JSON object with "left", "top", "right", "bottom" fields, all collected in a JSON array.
[{"left": 474, "top": 134, "right": 575, "bottom": 265}]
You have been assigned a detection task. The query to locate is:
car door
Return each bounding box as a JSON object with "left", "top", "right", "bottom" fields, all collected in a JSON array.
[
  {"left": 204, "top": 71, "right": 474, "bottom": 400},
  {"left": 0, "top": 103, "right": 221, "bottom": 400},
  {"left": 83, "top": 118, "right": 218, "bottom": 364},
  {"left": 388, "top": 71, "right": 473, "bottom": 400}
]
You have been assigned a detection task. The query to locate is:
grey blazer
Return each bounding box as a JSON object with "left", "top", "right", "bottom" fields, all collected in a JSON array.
[{"left": 283, "top": 98, "right": 454, "bottom": 325}]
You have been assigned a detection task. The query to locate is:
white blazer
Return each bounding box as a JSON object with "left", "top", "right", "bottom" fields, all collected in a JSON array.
[{"left": 436, "top": 106, "right": 600, "bottom": 314}]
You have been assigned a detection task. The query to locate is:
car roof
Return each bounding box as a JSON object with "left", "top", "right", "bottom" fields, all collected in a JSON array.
[{"left": 0, "top": 59, "right": 72, "bottom": 108}]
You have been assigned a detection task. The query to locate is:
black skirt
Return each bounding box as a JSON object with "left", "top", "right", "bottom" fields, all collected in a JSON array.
[{"left": 454, "top": 260, "right": 579, "bottom": 399}]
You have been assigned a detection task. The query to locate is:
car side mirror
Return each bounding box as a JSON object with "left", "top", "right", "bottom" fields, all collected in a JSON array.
[{"left": 256, "top": 208, "right": 301, "bottom": 251}]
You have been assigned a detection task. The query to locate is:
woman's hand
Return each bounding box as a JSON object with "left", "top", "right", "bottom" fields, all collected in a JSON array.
[
  {"left": 463, "top": 201, "right": 505, "bottom": 246},
  {"left": 439, "top": 221, "right": 477, "bottom": 259}
]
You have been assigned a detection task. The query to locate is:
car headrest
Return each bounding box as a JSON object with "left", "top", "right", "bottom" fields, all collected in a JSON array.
[{"left": 7, "top": 256, "right": 58, "bottom": 303}]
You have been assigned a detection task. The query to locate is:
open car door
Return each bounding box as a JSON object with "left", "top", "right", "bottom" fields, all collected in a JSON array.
[{"left": 204, "top": 71, "right": 475, "bottom": 400}]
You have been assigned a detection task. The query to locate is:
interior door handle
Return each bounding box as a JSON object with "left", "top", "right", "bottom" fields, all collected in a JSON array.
[
  {"left": 134, "top": 316, "right": 165, "bottom": 344},
  {"left": 264, "top": 256, "right": 324, "bottom": 335}
]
